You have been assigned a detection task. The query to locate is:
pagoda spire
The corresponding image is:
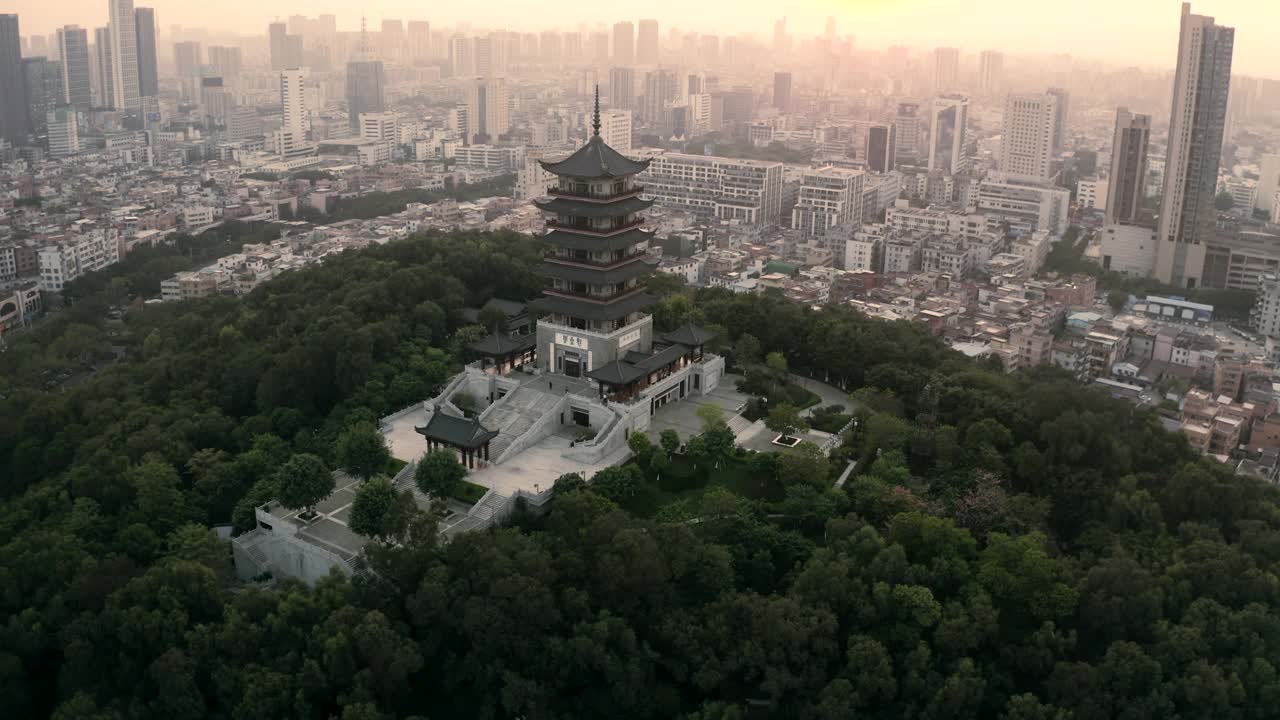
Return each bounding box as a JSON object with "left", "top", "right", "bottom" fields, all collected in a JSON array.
[{"left": 592, "top": 84, "right": 601, "bottom": 138}]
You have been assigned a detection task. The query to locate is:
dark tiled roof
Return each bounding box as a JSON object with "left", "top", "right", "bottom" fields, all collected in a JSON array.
[
  {"left": 459, "top": 299, "right": 529, "bottom": 325},
  {"left": 635, "top": 342, "right": 690, "bottom": 371},
  {"left": 483, "top": 298, "right": 529, "bottom": 318},
  {"left": 538, "top": 136, "right": 651, "bottom": 179},
  {"left": 469, "top": 332, "right": 537, "bottom": 356},
  {"left": 587, "top": 360, "right": 648, "bottom": 385},
  {"left": 542, "top": 227, "right": 655, "bottom": 253},
  {"left": 415, "top": 411, "right": 499, "bottom": 449},
  {"left": 529, "top": 291, "right": 656, "bottom": 322},
  {"left": 662, "top": 323, "right": 719, "bottom": 347},
  {"left": 534, "top": 195, "right": 654, "bottom": 218},
  {"left": 538, "top": 256, "right": 656, "bottom": 285}
]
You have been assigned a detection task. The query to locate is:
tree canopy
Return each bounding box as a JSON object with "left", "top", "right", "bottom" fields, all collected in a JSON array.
[{"left": 3, "top": 228, "right": 1280, "bottom": 719}]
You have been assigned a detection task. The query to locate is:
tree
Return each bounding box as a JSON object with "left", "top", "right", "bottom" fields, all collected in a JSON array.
[
  {"left": 476, "top": 304, "right": 509, "bottom": 334},
  {"left": 777, "top": 441, "right": 830, "bottom": 489},
  {"left": 765, "top": 351, "right": 789, "bottom": 378},
  {"left": 335, "top": 423, "right": 392, "bottom": 480},
  {"left": 650, "top": 449, "right": 670, "bottom": 480},
  {"left": 553, "top": 472, "right": 586, "bottom": 494},
  {"left": 1214, "top": 191, "right": 1234, "bottom": 211},
  {"left": 591, "top": 465, "right": 644, "bottom": 503},
  {"left": 349, "top": 476, "right": 414, "bottom": 540},
  {"left": 414, "top": 449, "right": 466, "bottom": 498},
  {"left": 1107, "top": 289, "right": 1128, "bottom": 313},
  {"left": 275, "top": 453, "right": 334, "bottom": 517},
  {"left": 766, "top": 403, "right": 808, "bottom": 441},
  {"left": 735, "top": 333, "right": 762, "bottom": 366},
  {"left": 628, "top": 431, "right": 655, "bottom": 466},
  {"left": 660, "top": 429, "right": 682, "bottom": 455},
  {"left": 696, "top": 403, "right": 727, "bottom": 432}
]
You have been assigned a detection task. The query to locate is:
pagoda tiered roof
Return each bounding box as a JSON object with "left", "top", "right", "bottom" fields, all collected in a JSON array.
[
  {"left": 530, "top": 290, "right": 657, "bottom": 322},
  {"left": 534, "top": 195, "right": 654, "bottom": 217},
  {"left": 541, "top": 227, "right": 655, "bottom": 252},
  {"left": 538, "top": 135, "right": 651, "bottom": 179},
  {"left": 539, "top": 255, "right": 658, "bottom": 285}
]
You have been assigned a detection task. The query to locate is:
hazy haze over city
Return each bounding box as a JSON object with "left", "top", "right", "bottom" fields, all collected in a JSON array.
[
  {"left": 12, "top": 0, "right": 1280, "bottom": 77},
  {"left": 10, "top": 0, "right": 1280, "bottom": 716}
]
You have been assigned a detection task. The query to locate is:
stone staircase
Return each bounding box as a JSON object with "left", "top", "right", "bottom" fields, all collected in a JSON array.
[
  {"left": 727, "top": 413, "right": 754, "bottom": 436},
  {"left": 482, "top": 385, "right": 563, "bottom": 462},
  {"left": 467, "top": 489, "right": 511, "bottom": 522}
]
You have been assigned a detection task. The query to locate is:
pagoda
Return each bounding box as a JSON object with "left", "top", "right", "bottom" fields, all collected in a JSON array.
[{"left": 532, "top": 87, "right": 659, "bottom": 379}]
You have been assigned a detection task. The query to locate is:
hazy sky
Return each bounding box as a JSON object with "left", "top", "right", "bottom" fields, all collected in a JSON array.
[{"left": 11, "top": 0, "right": 1280, "bottom": 78}]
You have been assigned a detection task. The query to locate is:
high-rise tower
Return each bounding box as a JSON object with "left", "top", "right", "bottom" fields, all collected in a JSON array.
[
  {"left": 0, "top": 15, "right": 29, "bottom": 144},
  {"left": 978, "top": 50, "right": 1003, "bottom": 95},
  {"left": 1155, "top": 2, "right": 1233, "bottom": 288},
  {"left": 773, "top": 71, "right": 792, "bottom": 113},
  {"left": 637, "top": 19, "right": 658, "bottom": 65},
  {"left": 134, "top": 7, "right": 157, "bottom": 97},
  {"left": 1105, "top": 108, "right": 1151, "bottom": 226},
  {"left": 57, "top": 26, "right": 92, "bottom": 110},
  {"left": 928, "top": 95, "right": 968, "bottom": 174},
  {"left": 108, "top": 0, "right": 140, "bottom": 110},
  {"left": 612, "top": 22, "right": 634, "bottom": 65},
  {"left": 345, "top": 18, "right": 385, "bottom": 131},
  {"left": 93, "top": 27, "right": 114, "bottom": 109},
  {"left": 1000, "top": 91, "right": 1061, "bottom": 184},
  {"left": 933, "top": 47, "right": 959, "bottom": 92}
]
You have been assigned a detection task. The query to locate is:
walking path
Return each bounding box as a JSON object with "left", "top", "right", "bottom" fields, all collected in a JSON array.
[{"left": 787, "top": 373, "right": 851, "bottom": 416}]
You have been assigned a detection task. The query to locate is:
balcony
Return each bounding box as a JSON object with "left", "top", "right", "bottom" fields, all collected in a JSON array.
[
  {"left": 545, "top": 218, "right": 646, "bottom": 237},
  {"left": 543, "top": 250, "right": 647, "bottom": 270},
  {"left": 543, "top": 284, "right": 650, "bottom": 305},
  {"left": 547, "top": 185, "right": 645, "bottom": 203}
]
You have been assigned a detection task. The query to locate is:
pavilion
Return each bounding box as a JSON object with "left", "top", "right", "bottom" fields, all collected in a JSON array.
[
  {"left": 415, "top": 409, "right": 499, "bottom": 469},
  {"left": 586, "top": 322, "right": 720, "bottom": 408},
  {"left": 469, "top": 331, "right": 537, "bottom": 376}
]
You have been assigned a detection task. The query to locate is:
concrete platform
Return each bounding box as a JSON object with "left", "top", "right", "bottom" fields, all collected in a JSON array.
[
  {"left": 467, "top": 432, "right": 628, "bottom": 497},
  {"left": 647, "top": 373, "right": 751, "bottom": 441},
  {"left": 384, "top": 405, "right": 430, "bottom": 462}
]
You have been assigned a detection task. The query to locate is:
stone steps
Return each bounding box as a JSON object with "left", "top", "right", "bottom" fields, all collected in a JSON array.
[{"left": 727, "top": 414, "right": 753, "bottom": 435}]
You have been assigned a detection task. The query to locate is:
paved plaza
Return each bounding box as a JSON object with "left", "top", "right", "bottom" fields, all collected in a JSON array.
[
  {"left": 384, "top": 404, "right": 430, "bottom": 462},
  {"left": 467, "top": 426, "right": 629, "bottom": 496},
  {"left": 646, "top": 373, "right": 751, "bottom": 440}
]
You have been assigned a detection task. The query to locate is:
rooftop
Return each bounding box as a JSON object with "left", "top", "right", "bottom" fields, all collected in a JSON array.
[{"left": 539, "top": 136, "right": 651, "bottom": 179}]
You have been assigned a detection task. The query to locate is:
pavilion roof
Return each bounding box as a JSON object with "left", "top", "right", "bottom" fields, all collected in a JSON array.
[
  {"left": 468, "top": 332, "right": 536, "bottom": 356},
  {"left": 662, "top": 323, "right": 719, "bottom": 347},
  {"left": 415, "top": 411, "right": 498, "bottom": 449}
]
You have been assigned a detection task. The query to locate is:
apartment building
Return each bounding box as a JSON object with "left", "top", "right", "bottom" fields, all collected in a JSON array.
[
  {"left": 791, "top": 167, "right": 865, "bottom": 237},
  {"left": 37, "top": 231, "right": 122, "bottom": 291},
  {"left": 638, "top": 150, "right": 784, "bottom": 227}
]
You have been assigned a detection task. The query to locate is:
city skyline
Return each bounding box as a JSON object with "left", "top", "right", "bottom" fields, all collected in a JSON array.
[{"left": 8, "top": 0, "right": 1280, "bottom": 79}]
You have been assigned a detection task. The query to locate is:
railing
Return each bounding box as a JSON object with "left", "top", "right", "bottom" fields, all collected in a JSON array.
[
  {"left": 820, "top": 416, "right": 857, "bottom": 455},
  {"left": 547, "top": 185, "right": 644, "bottom": 202},
  {"left": 542, "top": 285, "right": 649, "bottom": 305},
  {"left": 545, "top": 218, "right": 645, "bottom": 236},
  {"left": 543, "top": 252, "right": 647, "bottom": 270}
]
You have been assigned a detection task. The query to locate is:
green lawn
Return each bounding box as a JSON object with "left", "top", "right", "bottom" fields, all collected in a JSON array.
[
  {"left": 450, "top": 480, "right": 489, "bottom": 506},
  {"left": 620, "top": 455, "right": 783, "bottom": 518},
  {"left": 789, "top": 385, "right": 823, "bottom": 410},
  {"left": 741, "top": 382, "right": 823, "bottom": 421},
  {"left": 810, "top": 412, "right": 852, "bottom": 434}
]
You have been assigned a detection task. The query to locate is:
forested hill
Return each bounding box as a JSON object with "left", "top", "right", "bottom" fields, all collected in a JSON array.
[{"left": 3, "top": 230, "right": 1280, "bottom": 719}]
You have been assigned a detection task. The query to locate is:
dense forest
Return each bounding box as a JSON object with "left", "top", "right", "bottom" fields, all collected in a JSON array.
[{"left": 2, "top": 230, "right": 1280, "bottom": 719}]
